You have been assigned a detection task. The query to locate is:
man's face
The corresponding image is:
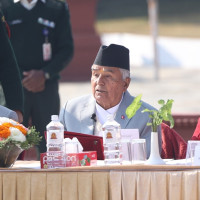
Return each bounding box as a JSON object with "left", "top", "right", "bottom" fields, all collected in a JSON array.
[{"left": 91, "top": 65, "right": 130, "bottom": 110}]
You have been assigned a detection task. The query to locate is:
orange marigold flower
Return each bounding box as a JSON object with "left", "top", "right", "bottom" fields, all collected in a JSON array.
[
  {"left": 0, "top": 122, "right": 28, "bottom": 138},
  {"left": 0, "top": 125, "right": 11, "bottom": 138},
  {"left": 14, "top": 124, "right": 27, "bottom": 135},
  {"left": 2, "top": 122, "right": 14, "bottom": 129}
]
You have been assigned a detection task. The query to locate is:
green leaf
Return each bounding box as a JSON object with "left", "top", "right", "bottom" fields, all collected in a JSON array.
[
  {"left": 146, "top": 122, "right": 152, "bottom": 126},
  {"left": 141, "top": 108, "right": 150, "bottom": 113},
  {"left": 167, "top": 114, "right": 174, "bottom": 128},
  {"left": 142, "top": 99, "right": 174, "bottom": 131},
  {"left": 160, "top": 100, "right": 174, "bottom": 123},
  {"left": 126, "top": 94, "right": 142, "bottom": 119},
  {"left": 158, "top": 99, "right": 165, "bottom": 105}
]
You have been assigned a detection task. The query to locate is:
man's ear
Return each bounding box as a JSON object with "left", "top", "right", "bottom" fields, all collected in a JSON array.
[{"left": 123, "top": 77, "right": 131, "bottom": 91}]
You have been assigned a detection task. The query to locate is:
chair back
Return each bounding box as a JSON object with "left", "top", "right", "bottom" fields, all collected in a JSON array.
[
  {"left": 161, "top": 123, "right": 187, "bottom": 159},
  {"left": 191, "top": 118, "right": 200, "bottom": 140}
]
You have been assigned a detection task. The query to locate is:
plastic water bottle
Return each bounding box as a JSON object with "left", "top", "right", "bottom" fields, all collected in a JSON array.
[
  {"left": 46, "top": 115, "right": 64, "bottom": 152},
  {"left": 102, "top": 114, "right": 122, "bottom": 165}
]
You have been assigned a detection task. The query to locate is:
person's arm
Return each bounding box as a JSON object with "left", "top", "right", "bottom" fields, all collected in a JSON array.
[
  {"left": 0, "top": 105, "right": 18, "bottom": 121},
  {"left": 0, "top": 10, "right": 24, "bottom": 122},
  {"left": 15, "top": 110, "right": 23, "bottom": 123}
]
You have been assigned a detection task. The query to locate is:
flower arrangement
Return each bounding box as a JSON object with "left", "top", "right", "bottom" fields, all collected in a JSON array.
[
  {"left": 0, "top": 117, "right": 42, "bottom": 167},
  {"left": 0, "top": 117, "right": 41, "bottom": 149}
]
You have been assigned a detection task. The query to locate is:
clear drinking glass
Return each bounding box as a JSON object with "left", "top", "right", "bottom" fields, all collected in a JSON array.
[
  {"left": 121, "top": 140, "right": 132, "bottom": 164},
  {"left": 131, "top": 139, "right": 147, "bottom": 164},
  {"left": 186, "top": 140, "right": 200, "bottom": 165}
]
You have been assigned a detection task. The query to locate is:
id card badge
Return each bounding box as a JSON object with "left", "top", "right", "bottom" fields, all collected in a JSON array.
[{"left": 43, "top": 43, "right": 52, "bottom": 61}]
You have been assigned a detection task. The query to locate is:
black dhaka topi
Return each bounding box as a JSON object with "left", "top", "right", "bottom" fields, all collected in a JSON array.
[{"left": 93, "top": 44, "right": 130, "bottom": 71}]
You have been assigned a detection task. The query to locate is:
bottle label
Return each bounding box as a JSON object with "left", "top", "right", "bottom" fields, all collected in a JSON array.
[
  {"left": 103, "top": 130, "right": 119, "bottom": 143},
  {"left": 47, "top": 130, "right": 63, "bottom": 144}
]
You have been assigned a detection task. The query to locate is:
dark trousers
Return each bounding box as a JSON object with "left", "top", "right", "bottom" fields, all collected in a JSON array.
[{"left": 23, "top": 80, "right": 60, "bottom": 155}]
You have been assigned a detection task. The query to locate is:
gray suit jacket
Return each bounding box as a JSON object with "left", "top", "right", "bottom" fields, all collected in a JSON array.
[
  {"left": 0, "top": 105, "right": 18, "bottom": 121},
  {"left": 59, "top": 91, "right": 162, "bottom": 157}
]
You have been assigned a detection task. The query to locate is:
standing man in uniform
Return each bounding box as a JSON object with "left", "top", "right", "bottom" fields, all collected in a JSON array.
[
  {"left": 3, "top": 0, "right": 74, "bottom": 155},
  {"left": 0, "top": 9, "right": 23, "bottom": 122}
]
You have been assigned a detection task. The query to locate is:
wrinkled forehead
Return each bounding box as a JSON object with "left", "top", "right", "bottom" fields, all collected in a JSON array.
[{"left": 91, "top": 65, "right": 119, "bottom": 73}]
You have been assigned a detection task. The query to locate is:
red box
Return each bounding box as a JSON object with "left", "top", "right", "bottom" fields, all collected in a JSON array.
[
  {"left": 77, "top": 151, "right": 97, "bottom": 166},
  {"left": 40, "top": 151, "right": 97, "bottom": 169}
]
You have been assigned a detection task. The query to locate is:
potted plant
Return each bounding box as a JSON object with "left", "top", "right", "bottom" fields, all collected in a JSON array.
[
  {"left": 126, "top": 95, "right": 174, "bottom": 165},
  {"left": 142, "top": 99, "right": 174, "bottom": 164}
]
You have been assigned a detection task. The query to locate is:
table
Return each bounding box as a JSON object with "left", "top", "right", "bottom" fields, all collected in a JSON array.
[{"left": 0, "top": 161, "right": 200, "bottom": 200}]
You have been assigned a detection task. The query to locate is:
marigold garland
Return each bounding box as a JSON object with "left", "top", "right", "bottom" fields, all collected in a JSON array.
[
  {"left": 0, "top": 122, "right": 27, "bottom": 139},
  {"left": 14, "top": 124, "right": 27, "bottom": 135},
  {"left": 0, "top": 126, "right": 10, "bottom": 139}
]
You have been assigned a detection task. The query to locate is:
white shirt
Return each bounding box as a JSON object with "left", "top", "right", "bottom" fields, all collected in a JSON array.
[
  {"left": 95, "top": 94, "right": 124, "bottom": 125},
  {"left": 94, "top": 97, "right": 123, "bottom": 136},
  {"left": 20, "top": 0, "right": 46, "bottom": 10}
]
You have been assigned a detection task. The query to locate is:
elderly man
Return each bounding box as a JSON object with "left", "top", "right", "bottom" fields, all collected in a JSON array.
[{"left": 59, "top": 44, "right": 161, "bottom": 157}]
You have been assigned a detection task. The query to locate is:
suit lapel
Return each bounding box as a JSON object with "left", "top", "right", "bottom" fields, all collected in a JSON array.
[
  {"left": 115, "top": 91, "right": 134, "bottom": 129},
  {"left": 80, "top": 96, "right": 96, "bottom": 135}
]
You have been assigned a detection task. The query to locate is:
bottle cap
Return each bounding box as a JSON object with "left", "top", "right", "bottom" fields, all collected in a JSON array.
[{"left": 51, "top": 115, "right": 59, "bottom": 121}]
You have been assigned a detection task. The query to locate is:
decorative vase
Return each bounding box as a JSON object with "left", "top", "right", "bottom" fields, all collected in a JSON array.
[
  {"left": 0, "top": 145, "right": 23, "bottom": 168},
  {"left": 146, "top": 132, "right": 165, "bottom": 165}
]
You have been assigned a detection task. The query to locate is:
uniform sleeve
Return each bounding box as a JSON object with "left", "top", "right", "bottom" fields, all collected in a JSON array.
[
  {"left": 43, "top": 3, "right": 74, "bottom": 79},
  {"left": 0, "top": 11, "right": 24, "bottom": 113}
]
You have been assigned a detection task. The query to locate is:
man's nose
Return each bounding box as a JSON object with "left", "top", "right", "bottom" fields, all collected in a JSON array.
[{"left": 96, "top": 74, "right": 105, "bottom": 85}]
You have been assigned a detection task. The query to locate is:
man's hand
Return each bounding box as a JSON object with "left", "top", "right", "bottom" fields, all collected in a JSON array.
[
  {"left": 15, "top": 110, "right": 23, "bottom": 123},
  {"left": 22, "top": 70, "right": 46, "bottom": 93}
]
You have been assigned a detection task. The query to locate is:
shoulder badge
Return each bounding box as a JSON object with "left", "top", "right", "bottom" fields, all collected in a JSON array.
[
  {"left": 1, "top": 15, "right": 11, "bottom": 38},
  {"left": 1, "top": 15, "right": 5, "bottom": 23}
]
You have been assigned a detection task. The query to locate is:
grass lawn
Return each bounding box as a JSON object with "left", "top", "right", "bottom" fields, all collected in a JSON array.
[{"left": 95, "top": 0, "right": 200, "bottom": 38}]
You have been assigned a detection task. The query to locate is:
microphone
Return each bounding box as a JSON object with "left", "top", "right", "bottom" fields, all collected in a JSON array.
[{"left": 91, "top": 113, "right": 96, "bottom": 122}]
